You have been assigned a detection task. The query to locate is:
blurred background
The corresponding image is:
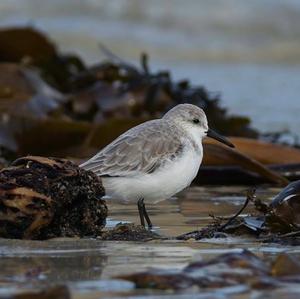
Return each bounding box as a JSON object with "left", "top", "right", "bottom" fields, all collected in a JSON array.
[
  {"left": 1, "top": 4, "right": 300, "bottom": 298},
  {"left": 1, "top": 0, "right": 299, "bottom": 137}
]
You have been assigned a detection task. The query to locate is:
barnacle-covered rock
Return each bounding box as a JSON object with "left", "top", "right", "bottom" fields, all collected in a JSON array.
[{"left": 0, "top": 156, "right": 107, "bottom": 239}]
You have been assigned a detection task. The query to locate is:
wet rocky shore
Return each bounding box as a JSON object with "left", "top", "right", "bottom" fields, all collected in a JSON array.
[{"left": 1, "top": 27, "right": 300, "bottom": 299}]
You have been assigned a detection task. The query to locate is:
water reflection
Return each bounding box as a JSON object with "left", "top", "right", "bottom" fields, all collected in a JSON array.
[
  {"left": 108, "top": 185, "right": 278, "bottom": 236},
  {"left": 0, "top": 186, "right": 300, "bottom": 298},
  {"left": 1, "top": 255, "right": 106, "bottom": 283}
]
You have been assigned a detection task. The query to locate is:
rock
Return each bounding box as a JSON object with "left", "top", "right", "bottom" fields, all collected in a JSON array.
[
  {"left": 0, "top": 27, "right": 56, "bottom": 63},
  {"left": 118, "top": 250, "right": 280, "bottom": 290},
  {"left": 0, "top": 156, "right": 107, "bottom": 239},
  {"left": 270, "top": 180, "right": 300, "bottom": 228}
]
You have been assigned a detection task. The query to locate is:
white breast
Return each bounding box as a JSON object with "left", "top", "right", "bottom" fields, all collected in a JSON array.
[{"left": 102, "top": 144, "right": 203, "bottom": 204}]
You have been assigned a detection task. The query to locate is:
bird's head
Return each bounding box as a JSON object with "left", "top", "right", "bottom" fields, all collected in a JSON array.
[{"left": 163, "top": 104, "right": 234, "bottom": 148}]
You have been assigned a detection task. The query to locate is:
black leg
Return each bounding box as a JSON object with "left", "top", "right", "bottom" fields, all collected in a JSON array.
[
  {"left": 143, "top": 203, "right": 153, "bottom": 229},
  {"left": 137, "top": 198, "right": 145, "bottom": 227}
]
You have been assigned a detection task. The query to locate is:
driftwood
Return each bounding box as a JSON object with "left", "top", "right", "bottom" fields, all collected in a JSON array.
[
  {"left": 201, "top": 141, "right": 289, "bottom": 186},
  {"left": 197, "top": 164, "right": 298, "bottom": 185},
  {"left": 0, "top": 156, "right": 107, "bottom": 239},
  {"left": 204, "top": 137, "right": 300, "bottom": 165}
]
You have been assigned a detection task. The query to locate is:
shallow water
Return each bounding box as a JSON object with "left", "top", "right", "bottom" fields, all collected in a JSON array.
[{"left": 1, "top": 186, "right": 300, "bottom": 298}]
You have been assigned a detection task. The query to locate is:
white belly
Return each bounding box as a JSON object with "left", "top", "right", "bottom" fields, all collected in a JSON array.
[{"left": 102, "top": 148, "right": 202, "bottom": 203}]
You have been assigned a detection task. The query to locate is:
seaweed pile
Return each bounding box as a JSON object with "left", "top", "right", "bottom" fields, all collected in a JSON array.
[
  {"left": 0, "top": 27, "right": 257, "bottom": 163},
  {"left": 1, "top": 26, "right": 300, "bottom": 185},
  {"left": 178, "top": 182, "right": 300, "bottom": 245},
  {"left": 0, "top": 156, "right": 106, "bottom": 239}
]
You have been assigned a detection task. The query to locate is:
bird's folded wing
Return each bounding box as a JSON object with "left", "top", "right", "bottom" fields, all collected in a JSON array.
[{"left": 80, "top": 121, "right": 183, "bottom": 177}]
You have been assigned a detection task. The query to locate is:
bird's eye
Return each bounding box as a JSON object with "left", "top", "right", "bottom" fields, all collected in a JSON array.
[{"left": 193, "top": 118, "right": 200, "bottom": 124}]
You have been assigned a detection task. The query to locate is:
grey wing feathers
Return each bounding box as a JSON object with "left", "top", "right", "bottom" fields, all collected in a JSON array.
[{"left": 80, "top": 120, "right": 183, "bottom": 177}]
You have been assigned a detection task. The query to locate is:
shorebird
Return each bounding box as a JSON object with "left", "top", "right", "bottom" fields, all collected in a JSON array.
[{"left": 80, "top": 104, "right": 234, "bottom": 228}]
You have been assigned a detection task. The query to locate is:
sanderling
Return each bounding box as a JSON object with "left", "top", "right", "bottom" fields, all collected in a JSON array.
[{"left": 80, "top": 104, "right": 234, "bottom": 228}]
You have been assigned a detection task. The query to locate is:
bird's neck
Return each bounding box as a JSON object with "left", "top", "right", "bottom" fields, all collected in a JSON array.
[{"left": 175, "top": 124, "right": 203, "bottom": 155}]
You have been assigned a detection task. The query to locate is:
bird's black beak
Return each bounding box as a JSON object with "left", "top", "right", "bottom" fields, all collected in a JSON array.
[{"left": 206, "top": 128, "right": 235, "bottom": 148}]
